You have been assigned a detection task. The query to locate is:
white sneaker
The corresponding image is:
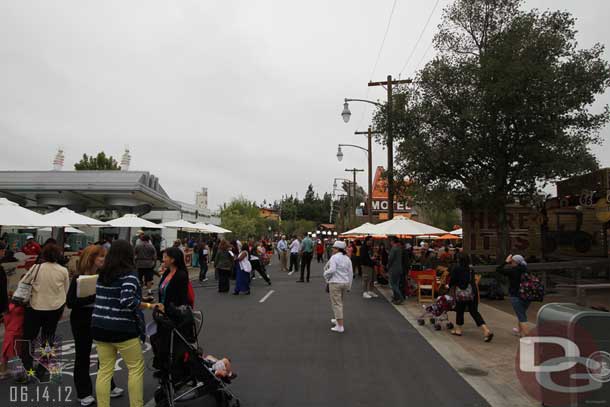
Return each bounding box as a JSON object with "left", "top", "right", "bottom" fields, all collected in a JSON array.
[
  {"left": 110, "top": 387, "right": 124, "bottom": 398},
  {"left": 331, "top": 325, "right": 344, "bottom": 333},
  {"left": 368, "top": 291, "right": 379, "bottom": 298},
  {"left": 331, "top": 318, "right": 337, "bottom": 325},
  {"left": 362, "top": 292, "right": 372, "bottom": 299},
  {"left": 80, "top": 396, "right": 95, "bottom": 406}
]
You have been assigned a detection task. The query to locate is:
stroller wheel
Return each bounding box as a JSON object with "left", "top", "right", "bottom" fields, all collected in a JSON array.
[
  {"left": 417, "top": 319, "right": 425, "bottom": 326},
  {"left": 429, "top": 318, "right": 436, "bottom": 324},
  {"left": 446, "top": 322, "right": 454, "bottom": 330},
  {"left": 434, "top": 323, "right": 442, "bottom": 331}
]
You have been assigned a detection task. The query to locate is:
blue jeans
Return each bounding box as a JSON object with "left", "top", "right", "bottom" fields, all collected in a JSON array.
[{"left": 510, "top": 296, "right": 530, "bottom": 322}]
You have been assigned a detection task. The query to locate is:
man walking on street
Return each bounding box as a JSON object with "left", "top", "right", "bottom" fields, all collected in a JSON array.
[
  {"left": 135, "top": 234, "right": 157, "bottom": 302},
  {"left": 277, "top": 235, "right": 289, "bottom": 272},
  {"left": 289, "top": 236, "right": 300, "bottom": 273},
  {"left": 359, "top": 236, "right": 378, "bottom": 299},
  {"left": 297, "top": 234, "right": 314, "bottom": 283},
  {"left": 388, "top": 237, "right": 405, "bottom": 304}
]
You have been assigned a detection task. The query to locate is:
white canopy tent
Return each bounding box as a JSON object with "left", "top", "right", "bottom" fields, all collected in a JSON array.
[
  {"left": 0, "top": 198, "right": 60, "bottom": 227},
  {"left": 371, "top": 216, "right": 447, "bottom": 236},
  {"left": 40, "top": 207, "right": 107, "bottom": 227},
  {"left": 191, "top": 222, "right": 218, "bottom": 233},
  {"left": 161, "top": 219, "right": 198, "bottom": 229},
  {"left": 204, "top": 224, "right": 232, "bottom": 234},
  {"left": 106, "top": 214, "right": 164, "bottom": 229}
]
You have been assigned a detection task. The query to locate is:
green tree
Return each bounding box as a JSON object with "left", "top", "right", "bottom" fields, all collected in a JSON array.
[
  {"left": 374, "top": 0, "right": 610, "bottom": 261},
  {"left": 220, "top": 196, "right": 266, "bottom": 239},
  {"left": 74, "top": 152, "right": 121, "bottom": 170}
]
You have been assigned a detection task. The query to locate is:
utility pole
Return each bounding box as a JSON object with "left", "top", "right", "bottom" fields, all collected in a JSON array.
[
  {"left": 368, "top": 75, "right": 411, "bottom": 220},
  {"left": 345, "top": 168, "right": 364, "bottom": 227},
  {"left": 355, "top": 127, "right": 382, "bottom": 223}
]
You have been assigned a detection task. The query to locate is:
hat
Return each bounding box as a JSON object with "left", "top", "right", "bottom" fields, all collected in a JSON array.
[
  {"left": 332, "top": 241, "right": 346, "bottom": 250},
  {"left": 26, "top": 234, "right": 34, "bottom": 240},
  {"left": 136, "top": 230, "right": 144, "bottom": 235}
]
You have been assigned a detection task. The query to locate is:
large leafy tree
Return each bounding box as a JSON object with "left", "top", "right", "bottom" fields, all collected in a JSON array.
[
  {"left": 374, "top": 0, "right": 610, "bottom": 260},
  {"left": 74, "top": 152, "right": 121, "bottom": 170},
  {"left": 220, "top": 197, "right": 267, "bottom": 239}
]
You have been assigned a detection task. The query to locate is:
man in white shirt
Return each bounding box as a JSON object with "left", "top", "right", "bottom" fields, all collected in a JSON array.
[
  {"left": 277, "top": 236, "right": 289, "bottom": 272},
  {"left": 289, "top": 236, "right": 301, "bottom": 273}
]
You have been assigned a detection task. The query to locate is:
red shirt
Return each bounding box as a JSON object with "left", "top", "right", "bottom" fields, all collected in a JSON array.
[{"left": 21, "top": 241, "right": 41, "bottom": 256}]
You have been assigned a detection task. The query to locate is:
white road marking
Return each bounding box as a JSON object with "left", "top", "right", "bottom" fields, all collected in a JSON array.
[{"left": 259, "top": 290, "right": 275, "bottom": 303}]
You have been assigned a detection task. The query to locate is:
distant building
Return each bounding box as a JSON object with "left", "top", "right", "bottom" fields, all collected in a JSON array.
[
  {"left": 259, "top": 207, "right": 280, "bottom": 222},
  {"left": 196, "top": 188, "right": 208, "bottom": 210}
]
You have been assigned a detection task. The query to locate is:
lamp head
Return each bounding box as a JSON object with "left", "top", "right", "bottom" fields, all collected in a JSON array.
[
  {"left": 341, "top": 101, "right": 351, "bottom": 123},
  {"left": 336, "top": 146, "right": 343, "bottom": 162}
]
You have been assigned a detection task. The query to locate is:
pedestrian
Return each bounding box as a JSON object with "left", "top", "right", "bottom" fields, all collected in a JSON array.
[
  {"left": 191, "top": 239, "right": 200, "bottom": 268},
  {"left": 233, "top": 246, "right": 251, "bottom": 295},
  {"left": 288, "top": 236, "right": 300, "bottom": 272},
  {"left": 353, "top": 240, "right": 362, "bottom": 277},
  {"left": 92, "top": 240, "right": 162, "bottom": 407},
  {"left": 67, "top": 245, "right": 123, "bottom": 406},
  {"left": 387, "top": 238, "right": 405, "bottom": 304},
  {"left": 315, "top": 240, "right": 324, "bottom": 263},
  {"left": 449, "top": 253, "right": 494, "bottom": 342},
  {"left": 248, "top": 241, "right": 271, "bottom": 285},
  {"left": 500, "top": 254, "right": 531, "bottom": 337},
  {"left": 324, "top": 241, "right": 353, "bottom": 333},
  {"left": 158, "top": 247, "right": 190, "bottom": 310},
  {"left": 198, "top": 241, "right": 210, "bottom": 282},
  {"left": 134, "top": 235, "right": 157, "bottom": 302},
  {"left": 21, "top": 235, "right": 42, "bottom": 256},
  {"left": 0, "top": 243, "right": 23, "bottom": 381},
  {"left": 19, "top": 243, "right": 69, "bottom": 383},
  {"left": 277, "top": 235, "right": 289, "bottom": 272},
  {"left": 297, "top": 234, "right": 314, "bottom": 283},
  {"left": 359, "top": 237, "right": 378, "bottom": 299},
  {"left": 213, "top": 240, "right": 234, "bottom": 293}
]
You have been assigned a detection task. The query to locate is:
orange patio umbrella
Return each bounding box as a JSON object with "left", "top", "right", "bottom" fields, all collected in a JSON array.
[{"left": 438, "top": 233, "right": 460, "bottom": 240}]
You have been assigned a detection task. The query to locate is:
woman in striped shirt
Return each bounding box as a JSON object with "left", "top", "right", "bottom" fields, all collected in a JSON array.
[{"left": 92, "top": 240, "right": 162, "bottom": 407}]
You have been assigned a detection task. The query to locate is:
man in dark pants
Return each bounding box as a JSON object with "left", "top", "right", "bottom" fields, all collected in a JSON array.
[
  {"left": 400, "top": 242, "right": 412, "bottom": 297},
  {"left": 297, "top": 235, "right": 314, "bottom": 282}
]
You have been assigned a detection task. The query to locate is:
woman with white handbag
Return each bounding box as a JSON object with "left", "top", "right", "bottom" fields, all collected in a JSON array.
[
  {"left": 323, "top": 241, "right": 353, "bottom": 333},
  {"left": 18, "top": 242, "right": 70, "bottom": 382}
]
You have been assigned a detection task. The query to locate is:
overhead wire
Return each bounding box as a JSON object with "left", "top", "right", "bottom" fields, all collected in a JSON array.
[{"left": 399, "top": 0, "right": 441, "bottom": 76}]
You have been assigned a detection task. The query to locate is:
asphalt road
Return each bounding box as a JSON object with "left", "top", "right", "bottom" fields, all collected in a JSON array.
[{"left": 1, "top": 260, "right": 490, "bottom": 407}]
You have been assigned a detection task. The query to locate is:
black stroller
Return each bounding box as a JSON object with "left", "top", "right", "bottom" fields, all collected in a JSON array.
[{"left": 151, "top": 306, "right": 240, "bottom": 407}]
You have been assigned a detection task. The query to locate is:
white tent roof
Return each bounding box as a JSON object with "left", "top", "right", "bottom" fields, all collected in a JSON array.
[
  {"left": 38, "top": 226, "right": 85, "bottom": 234},
  {"left": 0, "top": 198, "right": 53, "bottom": 227},
  {"left": 106, "top": 214, "right": 164, "bottom": 229},
  {"left": 341, "top": 223, "right": 379, "bottom": 236},
  {"left": 450, "top": 228, "right": 463, "bottom": 236},
  {"left": 41, "top": 207, "right": 107, "bottom": 227},
  {"left": 372, "top": 216, "right": 446, "bottom": 236},
  {"left": 161, "top": 219, "right": 198, "bottom": 229}
]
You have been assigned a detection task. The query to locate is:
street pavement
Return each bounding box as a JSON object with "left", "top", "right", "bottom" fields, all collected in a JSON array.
[{"left": 0, "top": 260, "right": 490, "bottom": 407}]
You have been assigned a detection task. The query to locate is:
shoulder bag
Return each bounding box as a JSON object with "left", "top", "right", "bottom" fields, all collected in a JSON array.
[
  {"left": 12, "top": 263, "right": 42, "bottom": 306},
  {"left": 455, "top": 267, "right": 474, "bottom": 303}
]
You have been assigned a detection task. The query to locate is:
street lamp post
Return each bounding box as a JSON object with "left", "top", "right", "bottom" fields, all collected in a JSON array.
[
  {"left": 337, "top": 141, "right": 373, "bottom": 223},
  {"left": 343, "top": 76, "right": 411, "bottom": 220}
]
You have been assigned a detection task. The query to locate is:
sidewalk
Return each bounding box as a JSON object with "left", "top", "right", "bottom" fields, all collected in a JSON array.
[{"left": 375, "top": 285, "right": 537, "bottom": 406}]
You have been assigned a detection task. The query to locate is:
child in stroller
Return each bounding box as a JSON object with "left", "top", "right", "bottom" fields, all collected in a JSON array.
[
  {"left": 150, "top": 305, "right": 240, "bottom": 407},
  {"left": 416, "top": 294, "right": 456, "bottom": 331}
]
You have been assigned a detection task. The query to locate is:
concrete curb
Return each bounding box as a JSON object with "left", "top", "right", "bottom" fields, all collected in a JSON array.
[{"left": 375, "top": 286, "right": 536, "bottom": 407}]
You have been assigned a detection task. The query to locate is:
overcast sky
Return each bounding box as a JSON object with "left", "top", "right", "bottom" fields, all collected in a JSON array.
[{"left": 0, "top": 0, "right": 608, "bottom": 210}]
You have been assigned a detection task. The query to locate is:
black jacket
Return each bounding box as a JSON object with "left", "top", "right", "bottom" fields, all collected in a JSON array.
[
  {"left": 499, "top": 264, "right": 526, "bottom": 297},
  {"left": 158, "top": 268, "right": 190, "bottom": 313},
  {"left": 359, "top": 244, "right": 375, "bottom": 267},
  {"left": 66, "top": 276, "right": 96, "bottom": 325}
]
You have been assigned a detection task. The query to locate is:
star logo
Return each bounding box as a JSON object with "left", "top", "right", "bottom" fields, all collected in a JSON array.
[{"left": 26, "top": 368, "right": 36, "bottom": 377}]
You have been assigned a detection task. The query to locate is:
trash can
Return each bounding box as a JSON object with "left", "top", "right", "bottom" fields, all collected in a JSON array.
[{"left": 535, "top": 303, "right": 610, "bottom": 406}]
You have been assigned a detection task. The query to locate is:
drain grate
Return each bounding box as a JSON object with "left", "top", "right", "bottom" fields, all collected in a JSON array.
[{"left": 457, "top": 366, "right": 489, "bottom": 376}]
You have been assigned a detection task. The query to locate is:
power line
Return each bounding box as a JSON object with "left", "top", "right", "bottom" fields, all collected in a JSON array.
[
  {"left": 368, "top": 0, "right": 398, "bottom": 81},
  {"left": 414, "top": 40, "right": 434, "bottom": 72},
  {"left": 399, "top": 0, "right": 441, "bottom": 76}
]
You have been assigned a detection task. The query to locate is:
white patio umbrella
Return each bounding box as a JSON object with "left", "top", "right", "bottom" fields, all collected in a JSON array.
[
  {"left": 41, "top": 207, "right": 107, "bottom": 226},
  {"left": 340, "top": 223, "right": 379, "bottom": 236},
  {"left": 372, "top": 216, "right": 447, "bottom": 236},
  {"left": 191, "top": 222, "right": 217, "bottom": 233},
  {"left": 0, "top": 198, "right": 58, "bottom": 227},
  {"left": 106, "top": 214, "right": 164, "bottom": 229},
  {"left": 38, "top": 226, "right": 84, "bottom": 234},
  {"left": 161, "top": 219, "right": 198, "bottom": 229},
  {"left": 204, "top": 224, "right": 232, "bottom": 234},
  {"left": 450, "top": 228, "right": 463, "bottom": 237}
]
